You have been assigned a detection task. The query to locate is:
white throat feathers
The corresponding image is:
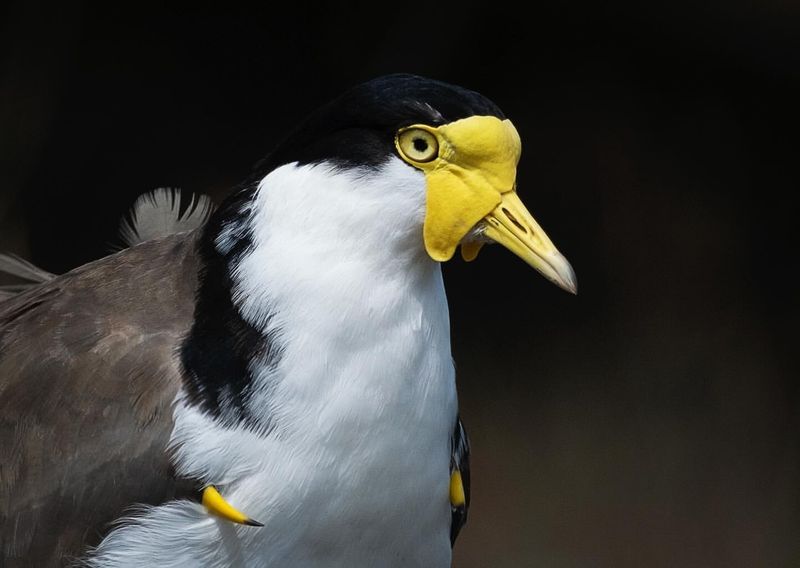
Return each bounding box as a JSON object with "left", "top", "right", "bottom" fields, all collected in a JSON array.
[{"left": 86, "top": 159, "right": 458, "bottom": 567}]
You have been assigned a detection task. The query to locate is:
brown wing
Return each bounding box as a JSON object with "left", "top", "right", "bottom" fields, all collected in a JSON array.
[{"left": 0, "top": 233, "right": 199, "bottom": 567}]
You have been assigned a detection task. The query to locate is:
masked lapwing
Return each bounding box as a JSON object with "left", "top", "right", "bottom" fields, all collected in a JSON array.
[{"left": 0, "top": 74, "right": 576, "bottom": 567}]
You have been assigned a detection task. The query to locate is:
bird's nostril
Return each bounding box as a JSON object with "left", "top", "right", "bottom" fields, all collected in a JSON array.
[{"left": 501, "top": 208, "right": 527, "bottom": 234}]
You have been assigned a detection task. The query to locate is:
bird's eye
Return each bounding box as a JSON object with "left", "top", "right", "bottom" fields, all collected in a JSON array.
[{"left": 397, "top": 128, "right": 439, "bottom": 163}]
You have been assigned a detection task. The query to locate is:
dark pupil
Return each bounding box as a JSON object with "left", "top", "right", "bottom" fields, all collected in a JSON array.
[{"left": 413, "top": 137, "right": 428, "bottom": 153}]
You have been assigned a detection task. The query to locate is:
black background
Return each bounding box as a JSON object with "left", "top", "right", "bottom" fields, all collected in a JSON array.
[{"left": 1, "top": 2, "right": 798, "bottom": 566}]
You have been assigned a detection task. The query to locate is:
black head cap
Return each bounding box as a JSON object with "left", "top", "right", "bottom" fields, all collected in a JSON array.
[{"left": 252, "top": 74, "right": 506, "bottom": 176}]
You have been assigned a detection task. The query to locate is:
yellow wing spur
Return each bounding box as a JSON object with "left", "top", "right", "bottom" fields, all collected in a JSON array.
[{"left": 450, "top": 416, "right": 470, "bottom": 545}]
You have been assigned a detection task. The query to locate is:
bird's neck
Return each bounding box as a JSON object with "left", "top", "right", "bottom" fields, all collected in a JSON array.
[{"left": 181, "top": 160, "right": 449, "bottom": 430}]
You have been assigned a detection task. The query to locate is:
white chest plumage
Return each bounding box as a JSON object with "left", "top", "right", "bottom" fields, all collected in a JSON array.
[{"left": 87, "top": 160, "right": 458, "bottom": 567}]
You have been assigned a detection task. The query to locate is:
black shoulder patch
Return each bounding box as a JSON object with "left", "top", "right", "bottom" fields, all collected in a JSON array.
[{"left": 179, "top": 189, "right": 282, "bottom": 434}]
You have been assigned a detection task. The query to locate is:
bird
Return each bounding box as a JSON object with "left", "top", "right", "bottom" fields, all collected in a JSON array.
[{"left": 0, "top": 74, "right": 576, "bottom": 567}]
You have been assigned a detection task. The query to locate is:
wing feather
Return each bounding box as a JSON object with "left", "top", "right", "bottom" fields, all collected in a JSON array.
[
  {"left": 0, "top": 233, "right": 199, "bottom": 567},
  {"left": 0, "top": 253, "right": 55, "bottom": 283}
]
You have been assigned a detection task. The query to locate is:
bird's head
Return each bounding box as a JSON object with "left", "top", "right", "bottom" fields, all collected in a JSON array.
[{"left": 239, "top": 74, "right": 576, "bottom": 293}]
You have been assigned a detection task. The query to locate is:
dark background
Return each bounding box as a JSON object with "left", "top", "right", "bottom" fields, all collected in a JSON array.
[{"left": 1, "top": 2, "right": 798, "bottom": 566}]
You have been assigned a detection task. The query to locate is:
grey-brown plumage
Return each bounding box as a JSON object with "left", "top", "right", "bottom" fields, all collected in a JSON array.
[
  {"left": 0, "top": 234, "right": 199, "bottom": 566},
  {"left": 0, "top": 254, "right": 55, "bottom": 300}
]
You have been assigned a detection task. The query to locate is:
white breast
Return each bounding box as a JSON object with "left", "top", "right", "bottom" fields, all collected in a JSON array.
[{"left": 86, "top": 160, "right": 458, "bottom": 567}]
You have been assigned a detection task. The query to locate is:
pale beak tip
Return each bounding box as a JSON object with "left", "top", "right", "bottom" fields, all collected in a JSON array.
[{"left": 552, "top": 252, "right": 578, "bottom": 295}]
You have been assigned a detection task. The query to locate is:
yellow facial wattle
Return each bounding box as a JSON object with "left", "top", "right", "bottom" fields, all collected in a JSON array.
[
  {"left": 396, "top": 116, "right": 520, "bottom": 262},
  {"left": 395, "top": 115, "right": 577, "bottom": 294}
]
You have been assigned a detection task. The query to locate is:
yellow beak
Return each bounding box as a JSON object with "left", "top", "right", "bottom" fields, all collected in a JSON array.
[{"left": 477, "top": 191, "right": 577, "bottom": 294}]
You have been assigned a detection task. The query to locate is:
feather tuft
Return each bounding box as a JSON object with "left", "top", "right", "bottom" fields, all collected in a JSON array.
[
  {"left": 118, "top": 188, "right": 214, "bottom": 247},
  {"left": 0, "top": 253, "right": 55, "bottom": 301},
  {"left": 0, "top": 253, "right": 55, "bottom": 283}
]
